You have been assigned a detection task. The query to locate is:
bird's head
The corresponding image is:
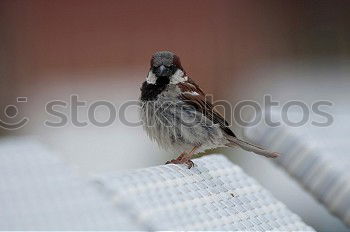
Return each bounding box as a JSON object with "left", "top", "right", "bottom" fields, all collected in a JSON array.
[{"left": 146, "top": 51, "right": 187, "bottom": 85}]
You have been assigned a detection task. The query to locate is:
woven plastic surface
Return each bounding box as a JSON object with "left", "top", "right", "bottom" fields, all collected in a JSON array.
[
  {"left": 0, "top": 138, "right": 140, "bottom": 230},
  {"left": 95, "top": 155, "right": 314, "bottom": 230},
  {"left": 245, "top": 112, "right": 350, "bottom": 226}
]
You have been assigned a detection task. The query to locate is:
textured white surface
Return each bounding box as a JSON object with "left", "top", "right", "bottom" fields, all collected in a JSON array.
[
  {"left": 0, "top": 137, "right": 140, "bottom": 230},
  {"left": 0, "top": 137, "right": 313, "bottom": 230},
  {"left": 96, "top": 155, "right": 313, "bottom": 230},
  {"left": 245, "top": 112, "right": 350, "bottom": 227}
]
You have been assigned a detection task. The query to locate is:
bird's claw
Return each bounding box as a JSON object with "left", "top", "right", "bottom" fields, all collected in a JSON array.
[
  {"left": 185, "top": 160, "right": 194, "bottom": 169},
  {"left": 165, "top": 153, "right": 194, "bottom": 169}
]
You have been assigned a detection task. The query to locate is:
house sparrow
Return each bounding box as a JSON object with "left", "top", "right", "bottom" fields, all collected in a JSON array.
[{"left": 139, "top": 51, "right": 278, "bottom": 168}]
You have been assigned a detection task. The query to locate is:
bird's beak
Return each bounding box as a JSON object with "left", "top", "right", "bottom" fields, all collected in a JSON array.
[{"left": 154, "top": 65, "right": 173, "bottom": 77}]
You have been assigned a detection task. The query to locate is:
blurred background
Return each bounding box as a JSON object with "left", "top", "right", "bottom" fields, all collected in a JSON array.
[{"left": 1, "top": 0, "right": 350, "bottom": 231}]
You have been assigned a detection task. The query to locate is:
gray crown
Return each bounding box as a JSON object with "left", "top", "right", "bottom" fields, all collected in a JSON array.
[{"left": 151, "top": 51, "right": 175, "bottom": 67}]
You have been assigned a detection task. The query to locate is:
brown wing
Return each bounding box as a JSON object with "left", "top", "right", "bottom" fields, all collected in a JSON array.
[{"left": 177, "top": 79, "right": 236, "bottom": 137}]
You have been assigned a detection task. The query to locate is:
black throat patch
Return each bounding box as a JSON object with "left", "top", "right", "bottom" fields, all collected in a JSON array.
[{"left": 140, "top": 76, "right": 170, "bottom": 101}]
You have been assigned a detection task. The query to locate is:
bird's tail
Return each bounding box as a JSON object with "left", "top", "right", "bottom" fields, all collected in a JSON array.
[{"left": 227, "top": 137, "right": 279, "bottom": 158}]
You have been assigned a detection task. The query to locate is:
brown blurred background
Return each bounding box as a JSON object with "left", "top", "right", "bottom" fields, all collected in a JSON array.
[
  {"left": 2, "top": 0, "right": 349, "bottom": 104},
  {"left": 1, "top": 1, "right": 350, "bottom": 231}
]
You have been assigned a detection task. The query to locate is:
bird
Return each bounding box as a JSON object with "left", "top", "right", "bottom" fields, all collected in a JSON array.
[{"left": 139, "top": 51, "right": 278, "bottom": 168}]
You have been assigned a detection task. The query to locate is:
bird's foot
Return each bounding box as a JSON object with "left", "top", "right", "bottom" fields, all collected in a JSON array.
[{"left": 165, "top": 153, "right": 194, "bottom": 169}]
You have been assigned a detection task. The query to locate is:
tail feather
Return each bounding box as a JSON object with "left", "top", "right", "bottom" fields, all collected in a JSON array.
[{"left": 227, "top": 137, "right": 279, "bottom": 158}]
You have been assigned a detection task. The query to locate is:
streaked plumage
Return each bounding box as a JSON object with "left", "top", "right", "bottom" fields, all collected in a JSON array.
[{"left": 140, "top": 51, "right": 278, "bottom": 168}]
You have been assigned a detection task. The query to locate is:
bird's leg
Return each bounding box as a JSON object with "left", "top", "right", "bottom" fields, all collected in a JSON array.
[
  {"left": 165, "top": 146, "right": 199, "bottom": 169},
  {"left": 182, "top": 146, "right": 198, "bottom": 168},
  {"left": 165, "top": 152, "right": 186, "bottom": 165}
]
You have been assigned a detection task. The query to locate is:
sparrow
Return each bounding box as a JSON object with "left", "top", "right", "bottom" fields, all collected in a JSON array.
[{"left": 139, "top": 51, "right": 278, "bottom": 168}]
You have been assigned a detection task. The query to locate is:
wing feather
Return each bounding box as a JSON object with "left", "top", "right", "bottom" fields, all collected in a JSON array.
[{"left": 177, "top": 80, "right": 236, "bottom": 137}]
